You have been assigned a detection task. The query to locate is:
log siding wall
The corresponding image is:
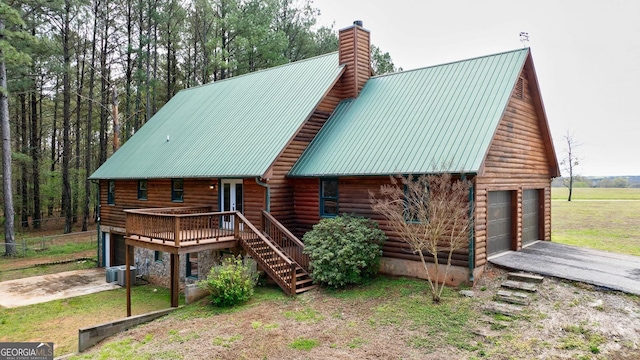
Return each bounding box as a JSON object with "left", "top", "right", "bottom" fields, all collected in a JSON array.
[
  {"left": 99, "top": 178, "right": 264, "bottom": 231},
  {"left": 264, "top": 23, "right": 370, "bottom": 228},
  {"left": 292, "top": 177, "right": 471, "bottom": 267},
  {"left": 474, "top": 67, "right": 554, "bottom": 267},
  {"left": 266, "top": 82, "right": 347, "bottom": 228}
]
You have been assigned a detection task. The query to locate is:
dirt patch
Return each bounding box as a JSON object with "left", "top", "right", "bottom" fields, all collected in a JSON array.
[
  {"left": 77, "top": 266, "right": 640, "bottom": 359},
  {"left": 0, "top": 268, "right": 119, "bottom": 308}
]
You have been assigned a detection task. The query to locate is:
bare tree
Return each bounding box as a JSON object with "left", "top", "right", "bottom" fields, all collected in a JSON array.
[
  {"left": 1, "top": 10, "right": 18, "bottom": 255},
  {"left": 561, "top": 130, "right": 580, "bottom": 202},
  {"left": 370, "top": 173, "right": 472, "bottom": 302}
]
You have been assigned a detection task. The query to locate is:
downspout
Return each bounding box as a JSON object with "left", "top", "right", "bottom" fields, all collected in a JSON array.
[
  {"left": 467, "top": 180, "right": 475, "bottom": 283},
  {"left": 92, "top": 179, "right": 101, "bottom": 267},
  {"left": 255, "top": 177, "right": 270, "bottom": 212}
]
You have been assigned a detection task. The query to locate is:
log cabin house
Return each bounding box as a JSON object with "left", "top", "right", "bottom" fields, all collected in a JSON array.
[{"left": 90, "top": 21, "right": 559, "bottom": 308}]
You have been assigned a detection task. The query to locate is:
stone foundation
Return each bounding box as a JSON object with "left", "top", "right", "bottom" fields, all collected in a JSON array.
[{"left": 134, "top": 249, "right": 229, "bottom": 289}]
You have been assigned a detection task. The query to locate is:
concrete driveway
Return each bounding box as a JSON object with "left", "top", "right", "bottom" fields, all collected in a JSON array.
[
  {"left": 0, "top": 268, "right": 120, "bottom": 308},
  {"left": 490, "top": 241, "right": 640, "bottom": 295}
]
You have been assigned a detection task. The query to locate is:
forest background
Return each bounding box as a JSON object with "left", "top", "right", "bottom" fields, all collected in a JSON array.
[{"left": 0, "top": 0, "right": 398, "bottom": 248}]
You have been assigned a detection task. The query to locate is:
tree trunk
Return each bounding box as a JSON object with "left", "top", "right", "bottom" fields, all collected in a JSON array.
[
  {"left": 1, "top": 18, "right": 16, "bottom": 255},
  {"left": 152, "top": 0, "right": 158, "bottom": 115},
  {"left": 19, "top": 94, "right": 29, "bottom": 228},
  {"left": 62, "top": 0, "right": 73, "bottom": 233},
  {"left": 73, "top": 37, "right": 86, "bottom": 224},
  {"left": 83, "top": 0, "right": 99, "bottom": 232},
  {"left": 49, "top": 76, "right": 59, "bottom": 217},
  {"left": 124, "top": 0, "right": 132, "bottom": 141},
  {"left": 133, "top": 0, "right": 143, "bottom": 132},
  {"left": 31, "top": 78, "right": 41, "bottom": 229},
  {"left": 99, "top": 11, "right": 109, "bottom": 166},
  {"left": 145, "top": 0, "right": 151, "bottom": 122}
]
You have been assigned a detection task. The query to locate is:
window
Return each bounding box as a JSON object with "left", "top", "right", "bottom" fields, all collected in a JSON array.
[
  {"left": 154, "top": 251, "right": 162, "bottom": 262},
  {"left": 138, "top": 180, "right": 148, "bottom": 200},
  {"left": 320, "top": 178, "right": 338, "bottom": 217},
  {"left": 186, "top": 253, "right": 198, "bottom": 279},
  {"left": 171, "top": 179, "right": 184, "bottom": 202},
  {"left": 107, "top": 180, "right": 115, "bottom": 205}
]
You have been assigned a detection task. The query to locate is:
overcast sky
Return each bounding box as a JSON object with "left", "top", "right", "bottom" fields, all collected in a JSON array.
[{"left": 312, "top": 0, "right": 640, "bottom": 177}]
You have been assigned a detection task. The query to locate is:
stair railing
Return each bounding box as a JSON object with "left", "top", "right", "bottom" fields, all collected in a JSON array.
[
  {"left": 235, "top": 212, "right": 297, "bottom": 295},
  {"left": 261, "top": 211, "right": 309, "bottom": 271}
]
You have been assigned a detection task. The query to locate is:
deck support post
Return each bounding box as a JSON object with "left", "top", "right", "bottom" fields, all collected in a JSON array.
[
  {"left": 126, "top": 243, "right": 132, "bottom": 317},
  {"left": 174, "top": 217, "right": 181, "bottom": 246},
  {"left": 170, "top": 253, "right": 179, "bottom": 307},
  {"left": 233, "top": 213, "right": 240, "bottom": 240}
]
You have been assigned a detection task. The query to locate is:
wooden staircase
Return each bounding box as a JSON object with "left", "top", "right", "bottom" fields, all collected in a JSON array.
[{"left": 235, "top": 211, "right": 316, "bottom": 296}]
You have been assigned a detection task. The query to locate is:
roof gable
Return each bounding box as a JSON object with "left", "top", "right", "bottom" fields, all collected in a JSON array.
[
  {"left": 289, "top": 48, "right": 531, "bottom": 177},
  {"left": 90, "top": 52, "right": 344, "bottom": 180}
]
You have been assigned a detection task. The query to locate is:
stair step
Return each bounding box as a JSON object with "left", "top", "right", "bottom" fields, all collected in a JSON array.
[
  {"left": 508, "top": 272, "right": 544, "bottom": 284},
  {"left": 501, "top": 280, "right": 537, "bottom": 292},
  {"left": 495, "top": 290, "right": 530, "bottom": 305},
  {"left": 295, "top": 278, "right": 313, "bottom": 287},
  {"left": 295, "top": 284, "right": 318, "bottom": 294},
  {"left": 482, "top": 302, "right": 523, "bottom": 317}
]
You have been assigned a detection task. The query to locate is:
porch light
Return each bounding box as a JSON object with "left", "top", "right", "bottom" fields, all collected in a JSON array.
[{"left": 209, "top": 182, "right": 217, "bottom": 190}]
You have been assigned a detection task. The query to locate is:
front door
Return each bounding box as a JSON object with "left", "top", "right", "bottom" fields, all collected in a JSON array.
[{"left": 221, "top": 179, "right": 244, "bottom": 230}]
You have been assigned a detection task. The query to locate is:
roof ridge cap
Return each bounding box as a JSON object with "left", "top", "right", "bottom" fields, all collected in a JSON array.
[
  {"left": 180, "top": 52, "right": 340, "bottom": 92},
  {"left": 371, "top": 48, "right": 529, "bottom": 79}
]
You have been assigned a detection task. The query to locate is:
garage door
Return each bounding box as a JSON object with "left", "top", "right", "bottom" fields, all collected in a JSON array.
[
  {"left": 488, "top": 191, "right": 512, "bottom": 256},
  {"left": 522, "top": 189, "right": 540, "bottom": 245},
  {"left": 112, "top": 234, "right": 126, "bottom": 266}
]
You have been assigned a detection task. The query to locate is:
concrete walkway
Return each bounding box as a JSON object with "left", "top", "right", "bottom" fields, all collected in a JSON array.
[
  {"left": 490, "top": 241, "right": 640, "bottom": 295},
  {"left": 0, "top": 268, "right": 120, "bottom": 308}
]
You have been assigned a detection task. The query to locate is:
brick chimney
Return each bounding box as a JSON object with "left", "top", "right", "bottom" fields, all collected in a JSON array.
[{"left": 339, "top": 20, "right": 371, "bottom": 99}]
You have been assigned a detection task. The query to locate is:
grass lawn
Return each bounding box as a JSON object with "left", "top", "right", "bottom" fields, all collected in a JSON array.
[
  {"left": 70, "top": 274, "right": 640, "bottom": 359},
  {"left": 0, "top": 232, "right": 97, "bottom": 281},
  {"left": 0, "top": 259, "right": 97, "bottom": 282},
  {"left": 551, "top": 188, "right": 640, "bottom": 256},
  {"left": 0, "top": 285, "right": 179, "bottom": 357}
]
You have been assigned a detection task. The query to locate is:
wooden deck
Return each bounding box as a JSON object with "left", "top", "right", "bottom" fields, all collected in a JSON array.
[
  {"left": 122, "top": 207, "right": 313, "bottom": 316},
  {"left": 125, "top": 229, "right": 259, "bottom": 254},
  {"left": 124, "top": 207, "right": 257, "bottom": 254}
]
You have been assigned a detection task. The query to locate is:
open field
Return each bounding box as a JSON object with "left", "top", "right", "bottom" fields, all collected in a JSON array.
[
  {"left": 551, "top": 187, "right": 640, "bottom": 200},
  {"left": 71, "top": 271, "right": 640, "bottom": 360},
  {"left": 552, "top": 188, "right": 640, "bottom": 256},
  {"left": 0, "top": 285, "right": 178, "bottom": 356}
]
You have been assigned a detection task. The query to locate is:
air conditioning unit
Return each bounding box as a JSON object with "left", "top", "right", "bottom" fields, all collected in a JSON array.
[
  {"left": 106, "top": 267, "right": 118, "bottom": 283},
  {"left": 117, "top": 265, "right": 137, "bottom": 287}
]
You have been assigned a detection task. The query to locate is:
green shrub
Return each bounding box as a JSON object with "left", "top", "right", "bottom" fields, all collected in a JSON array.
[
  {"left": 198, "top": 256, "right": 258, "bottom": 307},
  {"left": 303, "top": 214, "right": 386, "bottom": 288}
]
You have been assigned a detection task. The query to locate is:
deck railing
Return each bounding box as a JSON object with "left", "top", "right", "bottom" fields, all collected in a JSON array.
[
  {"left": 125, "top": 207, "right": 238, "bottom": 246},
  {"left": 261, "top": 210, "right": 309, "bottom": 271},
  {"left": 124, "top": 206, "right": 313, "bottom": 296}
]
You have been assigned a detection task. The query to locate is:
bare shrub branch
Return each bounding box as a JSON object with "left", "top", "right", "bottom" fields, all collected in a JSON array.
[{"left": 370, "top": 173, "right": 473, "bottom": 302}]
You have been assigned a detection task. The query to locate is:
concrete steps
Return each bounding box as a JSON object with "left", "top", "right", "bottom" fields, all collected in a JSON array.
[
  {"left": 484, "top": 272, "right": 544, "bottom": 319},
  {"left": 507, "top": 272, "right": 544, "bottom": 284}
]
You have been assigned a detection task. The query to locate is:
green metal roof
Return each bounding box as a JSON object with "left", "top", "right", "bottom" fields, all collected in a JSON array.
[
  {"left": 90, "top": 52, "right": 343, "bottom": 180},
  {"left": 289, "top": 48, "right": 530, "bottom": 177}
]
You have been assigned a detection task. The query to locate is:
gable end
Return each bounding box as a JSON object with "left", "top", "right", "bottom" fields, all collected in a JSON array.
[{"left": 479, "top": 53, "right": 560, "bottom": 178}]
